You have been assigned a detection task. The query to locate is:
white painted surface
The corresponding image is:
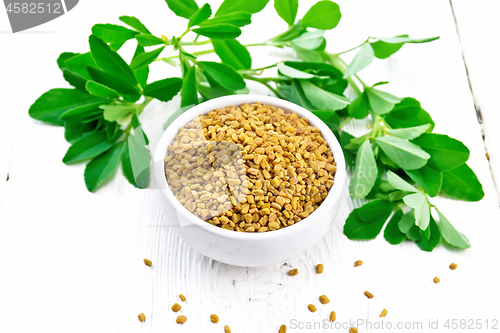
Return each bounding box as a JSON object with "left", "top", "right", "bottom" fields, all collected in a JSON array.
[{"left": 0, "top": 1, "right": 499, "bottom": 333}]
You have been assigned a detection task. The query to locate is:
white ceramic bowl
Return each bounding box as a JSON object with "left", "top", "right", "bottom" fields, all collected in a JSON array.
[{"left": 154, "top": 95, "right": 346, "bottom": 267}]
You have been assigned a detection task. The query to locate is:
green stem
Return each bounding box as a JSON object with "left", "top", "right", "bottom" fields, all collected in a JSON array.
[
  {"left": 333, "top": 39, "right": 369, "bottom": 55},
  {"left": 327, "top": 53, "right": 362, "bottom": 96},
  {"left": 339, "top": 117, "right": 353, "bottom": 129},
  {"left": 181, "top": 39, "right": 211, "bottom": 46}
]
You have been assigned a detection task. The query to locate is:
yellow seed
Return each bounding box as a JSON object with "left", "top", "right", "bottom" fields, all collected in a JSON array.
[
  {"left": 316, "top": 264, "right": 324, "bottom": 274},
  {"left": 449, "top": 263, "right": 458, "bottom": 270},
  {"left": 330, "top": 311, "right": 336, "bottom": 322},
  {"left": 354, "top": 260, "right": 363, "bottom": 267},
  {"left": 171, "top": 303, "right": 182, "bottom": 312},
  {"left": 210, "top": 314, "right": 219, "bottom": 323},
  {"left": 179, "top": 294, "right": 186, "bottom": 302},
  {"left": 319, "top": 295, "right": 330, "bottom": 304},
  {"left": 349, "top": 327, "right": 358, "bottom": 333},
  {"left": 176, "top": 315, "right": 187, "bottom": 324},
  {"left": 364, "top": 291, "right": 374, "bottom": 299},
  {"left": 434, "top": 277, "right": 440, "bottom": 284},
  {"left": 289, "top": 268, "right": 298, "bottom": 276},
  {"left": 224, "top": 325, "right": 231, "bottom": 333},
  {"left": 380, "top": 309, "right": 388, "bottom": 317},
  {"left": 143, "top": 258, "right": 152, "bottom": 267},
  {"left": 269, "top": 221, "right": 280, "bottom": 231},
  {"left": 138, "top": 313, "right": 146, "bottom": 322},
  {"left": 308, "top": 304, "right": 317, "bottom": 312},
  {"left": 279, "top": 324, "right": 287, "bottom": 333}
]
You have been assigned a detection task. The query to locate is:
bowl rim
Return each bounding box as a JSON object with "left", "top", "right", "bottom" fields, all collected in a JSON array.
[{"left": 154, "top": 94, "right": 346, "bottom": 240}]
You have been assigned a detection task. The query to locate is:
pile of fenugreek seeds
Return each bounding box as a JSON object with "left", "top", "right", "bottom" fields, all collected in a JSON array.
[{"left": 164, "top": 102, "right": 336, "bottom": 232}]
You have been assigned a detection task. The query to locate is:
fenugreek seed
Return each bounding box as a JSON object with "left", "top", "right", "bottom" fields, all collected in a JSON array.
[
  {"left": 176, "top": 315, "right": 187, "bottom": 324},
  {"left": 364, "top": 291, "right": 374, "bottom": 299},
  {"left": 434, "top": 277, "right": 440, "bottom": 284},
  {"left": 380, "top": 309, "right": 388, "bottom": 317},
  {"left": 138, "top": 313, "right": 146, "bottom": 322},
  {"left": 316, "top": 264, "right": 324, "bottom": 274},
  {"left": 349, "top": 327, "right": 358, "bottom": 333},
  {"left": 308, "top": 304, "right": 317, "bottom": 312},
  {"left": 179, "top": 294, "right": 186, "bottom": 302},
  {"left": 210, "top": 314, "right": 219, "bottom": 323},
  {"left": 269, "top": 221, "right": 280, "bottom": 230},
  {"left": 143, "top": 259, "right": 152, "bottom": 267},
  {"left": 171, "top": 303, "right": 182, "bottom": 312},
  {"left": 330, "top": 311, "right": 336, "bottom": 322},
  {"left": 245, "top": 227, "right": 255, "bottom": 232},
  {"left": 279, "top": 324, "right": 287, "bottom": 333},
  {"left": 354, "top": 260, "right": 363, "bottom": 267},
  {"left": 319, "top": 295, "right": 330, "bottom": 304},
  {"left": 224, "top": 325, "right": 231, "bottom": 333},
  {"left": 449, "top": 263, "right": 458, "bottom": 270},
  {"left": 289, "top": 268, "right": 298, "bottom": 276}
]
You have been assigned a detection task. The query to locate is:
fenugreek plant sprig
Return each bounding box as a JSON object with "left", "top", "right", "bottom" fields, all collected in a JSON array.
[{"left": 28, "top": 0, "right": 484, "bottom": 251}]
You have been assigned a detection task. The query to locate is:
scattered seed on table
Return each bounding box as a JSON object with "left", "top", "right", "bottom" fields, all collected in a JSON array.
[
  {"left": 143, "top": 259, "right": 152, "bottom": 267},
  {"left": 172, "top": 303, "right": 182, "bottom": 312},
  {"left": 330, "top": 311, "right": 336, "bottom": 322},
  {"left": 210, "top": 314, "right": 219, "bottom": 323},
  {"left": 279, "top": 324, "right": 287, "bottom": 333},
  {"left": 434, "top": 277, "right": 440, "bottom": 284},
  {"left": 354, "top": 260, "right": 363, "bottom": 267},
  {"left": 380, "top": 309, "right": 388, "bottom": 317},
  {"left": 364, "top": 291, "right": 374, "bottom": 299},
  {"left": 316, "top": 264, "right": 324, "bottom": 274},
  {"left": 349, "top": 327, "right": 358, "bottom": 333},
  {"left": 176, "top": 315, "right": 187, "bottom": 324},
  {"left": 319, "top": 295, "right": 330, "bottom": 304},
  {"left": 449, "top": 263, "right": 458, "bottom": 270},
  {"left": 289, "top": 268, "right": 298, "bottom": 276},
  {"left": 138, "top": 313, "right": 146, "bottom": 322},
  {"left": 224, "top": 325, "right": 231, "bottom": 333},
  {"left": 179, "top": 294, "right": 186, "bottom": 302},
  {"left": 308, "top": 304, "right": 317, "bottom": 312}
]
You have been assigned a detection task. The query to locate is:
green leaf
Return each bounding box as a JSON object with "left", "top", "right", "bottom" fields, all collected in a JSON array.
[
  {"left": 374, "top": 36, "right": 440, "bottom": 44},
  {"left": 215, "top": 0, "right": 269, "bottom": 16},
  {"left": 122, "top": 133, "right": 150, "bottom": 189},
  {"left": 384, "top": 210, "right": 406, "bottom": 245},
  {"left": 405, "top": 166, "right": 442, "bottom": 197},
  {"left": 358, "top": 199, "right": 393, "bottom": 223},
  {"left": 340, "top": 131, "right": 356, "bottom": 167},
  {"left": 100, "top": 105, "right": 134, "bottom": 122},
  {"left": 348, "top": 92, "right": 370, "bottom": 119},
  {"left": 181, "top": 66, "right": 198, "bottom": 107},
  {"left": 291, "top": 44, "right": 323, "bottom": 62},
  {"left": 369, "top": 34, "right": 437, "bottom": 59},
  {"left": 441, "top": 163, "right": 484, "bottom": 201},
  {"left": 302, "top": 0, "right": 341, "bottom": 30},
  {"left": 144, "top": 78, "right": 183, "bottom": 102},
  {"left": 109, "top": 42, "right": 125, "bottom": 51},
  {"left": 349, "top": 141, "right": 378, "bottom": 199},
  {"left": 89, "top": 35, "right": 137, "bottom": 87},
  {"left": 300, "top": 80, "right": 349, "bottom": 111},
  {"left": 132, "top": 45, "right": 149, "bottom": 88},
  {"left": 275, "top": 21, "right": 307, "bottom": 41},
  {"left": 91, "top": 24, "right": 138, "bottom": 44},
  {"left": 386, "top": 171, "right": 419, "bottom": 193},
  {"left": 365, "top": 87, "right": 401, "bottom": 115},
  {"left": 64, "top": 120, "right": 97, "bottom": 143},
  {"left": 386, "top": 190, "right": 412, "bottom": 202},
  {"left": 58, "top": 52, "right": 96, "bottom": 90},
  {"left": 59, "top": 107, "right": 105, "bottom": 124},
  {"left": 311, "top": 111, "right": 339, "bottom": 132},
  {"left": 292, "top": 30, "right": 325, "bottom": 49},
  {"left": 435, "top": 207, "right": 471, "bottom": 249},
  {"left": 165, "top": 0, "right": 199, "bottom": 19},
  {"left": 135, "top": 34, "right": 165, "bottom": 47},
  {"left": 284, "top": 61, "right": 348, "bottom": 95},
  {"left": 274, "top": 0, "right": 298, "bottom": 26},
  {"left": 63, "top": 131, "right": 115, "bottom": 164},
  {"left": 289, "top": 80, "right": 315, "bottom": 111},
  {"left": 192, "top": 24, "right": 241, "bottom": 39},
  {"left": 375, "top": 136, "right": 430, "bottom": 170},
  {"left": 212, "top": 39, "right": 251, "bottom": 70},
  {"left": 384, "top": 97, "right": 435, "bottom": 130},
  {"left": 344, "top": 132, "right": 370, "bottom": 150},
  {"left": 198, "top": 12, "right": 252, "bottom": 27},
  {"left": 343, "top": 43, "right": 374, "bottom": 78},
  {"left": 130, "top": 46, "right": 165, "bottom": 71},
  {"left": 87, "top": 66, "right": 140, "bottom": 102},
  {"left": 188, "top": 3, "right": 212, "bottom": 27},
  {"left": 278, "top": 63, "right": 317, "bottom": 79},
  {"left": 343, "top": 208, "right": 388, "bottom": 240},
  {"left": 417, "top": 215, "right": 441, "bottom": 252},
  {"left": 105, "top": 120, "right": 124, "bottom": 142},
  {"left": 398, "top": 210, "right": 415, "bottom": 233},
  {"left": 198, "top": 61, "right": 245, "bottom": 90},
  {"left": 131, "top": 114, "right": 149, "bottom": 145},
  {"left": 412, "top": 133, "right": 470, "bottom": 171},
  {"left": 387, "top": 124, "right": 431, "bottom": 140},
  {"left": 29, "top": 89, "right": 106, "bottom": 126},
  {"left": 85, "top": 81, "right": 120, "bottom": 99},
  {"left": 84, "top": 141, "right": 125, "bottom": 192},
  {"left": 119, "top": 16, "right": 152, "bottom": 34},
  {"left": 403, "top": 192, "right": 430, "bottom": 230}
]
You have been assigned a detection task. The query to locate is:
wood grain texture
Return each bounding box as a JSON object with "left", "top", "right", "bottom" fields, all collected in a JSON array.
[{"left": 0, "top": 1, "right": 499, "bottom": 333}]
